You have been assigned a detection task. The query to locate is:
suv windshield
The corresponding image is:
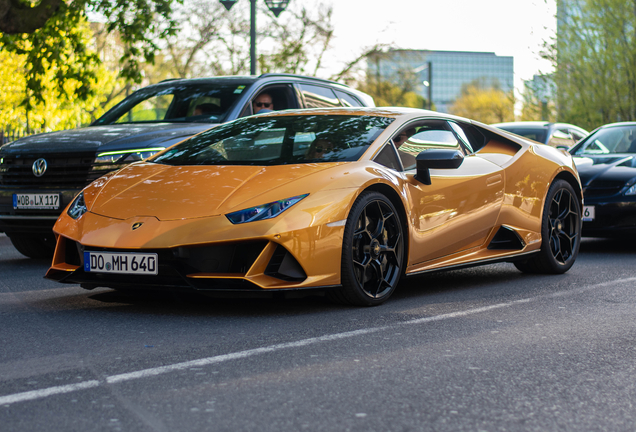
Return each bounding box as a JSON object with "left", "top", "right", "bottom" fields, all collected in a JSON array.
[
  {"left": 93, "top": 82, "right": 252, "bottom": 126},
  {"left": 152, "top": 115, "right": 393, "bottom": 166},
  {"left": 574, "top": 126, "right": 636, "bottom": 155}
]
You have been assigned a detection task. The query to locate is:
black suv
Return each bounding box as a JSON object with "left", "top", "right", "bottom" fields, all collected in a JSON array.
[{"left": 0, "top": 74, "right": 375, "bottom": 258}]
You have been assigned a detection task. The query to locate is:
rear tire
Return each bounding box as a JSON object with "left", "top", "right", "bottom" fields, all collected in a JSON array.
[
  {"left": 514, "top": 179, "right": 581, "bottom": 274},
  {"left": 8, "top": 234, "right": 56, "bottom": 259},
  {"left": 328, "top": 191, "right": 404, "bottom": 306}
]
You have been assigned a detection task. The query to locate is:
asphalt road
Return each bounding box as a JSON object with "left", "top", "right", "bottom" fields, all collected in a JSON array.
[{"left": 1, "top": 233, "right": 636, "bottom": 431}]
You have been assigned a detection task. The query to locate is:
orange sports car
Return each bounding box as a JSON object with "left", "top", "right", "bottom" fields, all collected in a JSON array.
[{"left": 46, "top": 108, "right": 583, "bottom": 306}]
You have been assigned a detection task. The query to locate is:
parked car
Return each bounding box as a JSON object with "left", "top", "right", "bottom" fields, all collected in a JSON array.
[
  {"left": 0, "top": 74, "right": 374, "bottom": 258},
  {"left": 46, "top": 107, "right": 582, "bottom": 306},
  {"left": 492, "top": 121, "right": 588, "bottom": 148},
  {"left": 570, "top": 121, "right": 636, "bottom": 237}
]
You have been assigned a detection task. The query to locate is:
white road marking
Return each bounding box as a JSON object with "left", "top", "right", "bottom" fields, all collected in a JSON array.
[{"left": 2, "top": 276, "right": 636, "bottom": 406}]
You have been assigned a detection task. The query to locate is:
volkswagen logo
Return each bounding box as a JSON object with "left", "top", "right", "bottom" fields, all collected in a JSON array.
[
  {"left": 132, "top": 222, "right": 144, "bottom": 231},
  {"left": 32, "top": 158, "right": 47, "bottom": 177}
]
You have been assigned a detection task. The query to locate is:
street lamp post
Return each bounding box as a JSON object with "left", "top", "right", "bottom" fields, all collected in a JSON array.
[{"left": 220, "top": 0, "right": 290, "bottom": 75}]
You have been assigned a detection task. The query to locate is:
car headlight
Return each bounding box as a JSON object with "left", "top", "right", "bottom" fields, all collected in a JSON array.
[
  {"left": 93, "top": 147, "right": 165, "bottom": 169},
  {"left": 67, "top": 192, "right": 87, "bottom": 220},
  {"left": 226, "top": 194, "right": 309, "bottom": 224},
  {"left": 625, "top": 184, "right": 636, "bottom": 196}
]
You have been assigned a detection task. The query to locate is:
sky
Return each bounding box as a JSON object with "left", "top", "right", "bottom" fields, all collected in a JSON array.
[{"left": 324, "top": 0, "right": 557, "bottom": 94}]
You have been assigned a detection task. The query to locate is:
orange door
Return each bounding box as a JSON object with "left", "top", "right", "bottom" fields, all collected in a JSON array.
[{"left": 405, "top": 155, "right": 504, "bottom": 265}]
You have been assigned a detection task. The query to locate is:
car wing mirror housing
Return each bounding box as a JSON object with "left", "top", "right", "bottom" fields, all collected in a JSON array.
[{"left": 415, "top": 149, "right": 464, "bottom": 185}]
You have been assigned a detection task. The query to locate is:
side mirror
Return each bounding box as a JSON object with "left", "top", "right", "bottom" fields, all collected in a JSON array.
[{"left": 415, "top": 149, "right": 464, "bottom": 185}]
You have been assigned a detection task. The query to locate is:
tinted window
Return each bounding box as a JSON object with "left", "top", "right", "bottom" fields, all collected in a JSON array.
[
  {"left": 335, "top": 90, "right": 363, "bottom": 107},
  {"left": 94, "top": 83, "right": 252, "bottom": 125},
  {"left": 396, "top": 120, "right": 460, "bottom": 170},
  {"left": 498, "top": 126, "right": 548, "bottom": 144},
  {"left": 300, "top": 84, "right": 341, "bottom": 108},
  {"left": 574, "top": 126, "right": 636, "bottom": 155},
  {"left": 153, "top": 115, "right": 394, "bottom": 166},
  {"left": 373, "top": 145, "right": 402, "bottom": 171}
]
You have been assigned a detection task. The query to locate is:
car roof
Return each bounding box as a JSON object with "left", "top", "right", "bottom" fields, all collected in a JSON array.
[
  {"left": 149, "top": 73, "right": 354, "bottom": 91},
  {"left": 595, "top": 121, "right": 636, "bottom": 129}
]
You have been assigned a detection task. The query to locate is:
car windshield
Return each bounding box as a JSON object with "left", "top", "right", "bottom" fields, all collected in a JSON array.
[
  {"left": 573, "top": 126, "right": 636, "bottom": 155},
  {"left": 498, "top": 126, "right": 548, "bottom": 144},
  {"left": 152, "top": 115, "right": 393, "bottom": 166},
  {"left": 92, "top": 82, "right": 252, "bottom": 125}
]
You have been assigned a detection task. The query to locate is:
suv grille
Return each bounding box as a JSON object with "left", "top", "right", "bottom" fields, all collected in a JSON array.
[{"left": 0, "top": 152, "right": 99, "bottom": 188}]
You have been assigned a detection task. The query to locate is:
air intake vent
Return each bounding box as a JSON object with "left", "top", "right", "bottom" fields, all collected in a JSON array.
[
  {"left": 265, "top": 245, "right": 307, "bottom": 281},
  {"left": 488, "top": 226, "right": 525, "bottom": 250}
]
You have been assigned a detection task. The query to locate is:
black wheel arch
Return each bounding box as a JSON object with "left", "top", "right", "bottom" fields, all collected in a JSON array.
[
  {"left": 360, "top": 182, "right": 410, "bottom": 260},
  {"left": 553, "top": 170, "right": 583, "bottom": 208}
]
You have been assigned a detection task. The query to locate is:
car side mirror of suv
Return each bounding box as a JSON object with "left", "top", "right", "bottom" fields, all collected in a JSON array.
[{"left": 415, "top": 149, "right": 464, "bottom": 185}]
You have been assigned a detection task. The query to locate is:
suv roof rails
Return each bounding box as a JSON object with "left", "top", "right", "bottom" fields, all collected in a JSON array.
[
  {"left": 159, "top": 78, "right": 179, "bottom": 83},
  {"left": 258, "top": 73, "right": 345, "bottom": 86}
]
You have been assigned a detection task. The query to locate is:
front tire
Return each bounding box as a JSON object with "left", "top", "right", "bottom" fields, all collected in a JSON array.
[
  {"left": 329, "top": 191, "right": 404, "bottom": 306},
  {"left": 514, "top": 179, "right": 581, "bottom": 274}
]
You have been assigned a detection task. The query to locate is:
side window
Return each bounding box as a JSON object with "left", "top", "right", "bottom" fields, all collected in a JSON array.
[
  {"left": 395, "top": 120, "right": 461, "bottom": 170},
  {"left": 334, "top": 90, "right": 363, "bottom": 107},
  {"left": 548, "top": 129, "right": 574, "bottom": 147},
  {"left": 299, "top": 84, "right": 340, "bottom": 108},
  {"left": 240, "top": 85, "right": 299, "bottom": 118},
  {"left": 570, "top": 129, "right": 585, "bottom": 142},
  {"left": 449, "top": 121, "right": 487, "bottom": 152},
  {"left": 373, "top": 144, "right": 402, "bottom": 171}
]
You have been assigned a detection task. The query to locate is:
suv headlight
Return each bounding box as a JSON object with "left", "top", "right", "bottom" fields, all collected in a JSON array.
[
  {"left": 93, "top": 147, "right": 165, "bottom": 169},
  {"left": 625, "top": 184, "right": 636, "bottom": 196},
  {"left": 226, "top": 194, "right": 308, "bottom": 224},
  {"left": 67, "top": 192, "right": 87, "bottom": 220}
]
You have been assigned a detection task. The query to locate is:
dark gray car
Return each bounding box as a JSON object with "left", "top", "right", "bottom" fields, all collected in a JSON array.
[
  {"left": 492, "top": 121, "right": 588, "bottom": 148},
  {"left": 0, "top": 74, "right": 374, "bottom": 258}
]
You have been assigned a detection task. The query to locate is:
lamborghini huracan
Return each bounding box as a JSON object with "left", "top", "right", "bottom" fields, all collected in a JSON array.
[{"left": 46, "top": 108, "right": 583, "bottom": 306}]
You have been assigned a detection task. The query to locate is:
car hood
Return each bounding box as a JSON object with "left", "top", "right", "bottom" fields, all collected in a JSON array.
[
  {"left": 87, "top": 162, "right": 344, "bottom": 220},
  {"left": 0, "top": 123, "right": 215, "bottom": 155},
  {"left": 574, "top": 155, "right": 636, "bottom": 187}
]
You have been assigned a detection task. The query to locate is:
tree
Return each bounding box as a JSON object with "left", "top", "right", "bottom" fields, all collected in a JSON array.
[
  {"left": 0, "top": 0, "right": 181, "bottom": 105},
  {"left": 157, "top": 0, "right": 336, "bottom": 80},
  {"left": 0, "top": 35, "right": 123, "bottom": 135},
  {"left": 548, "top": 0, "right": 636, "bottom": 130},
  {"left": 351, "top": 49, "right": 428, "bottom": 108},
  {"left": 449, "top": 80, "right": 514, "bottom": 124},
  {"left": 519, "top": 74, "right": 557, "bottom": 122}
]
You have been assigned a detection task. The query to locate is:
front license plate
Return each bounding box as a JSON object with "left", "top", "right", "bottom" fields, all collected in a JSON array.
[
  {"left": 582, "top": 205, "right": 595, "bottom": 221},
  {"left": 83, "top": 252, "right": 158, "bottom": 275},
  {"left": 13, "top": 193, "right": 60, "bottom": 209}
]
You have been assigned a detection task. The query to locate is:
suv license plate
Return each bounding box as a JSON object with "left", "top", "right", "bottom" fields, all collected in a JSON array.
[
  {"left": 13, "top": 193, "right": 60, "bottom": 209},
  {"left": 84, "top": 252, "right": 158, "bottom": 275}
]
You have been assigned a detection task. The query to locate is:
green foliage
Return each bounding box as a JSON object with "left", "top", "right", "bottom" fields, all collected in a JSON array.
[
  {"left": 519, "top": 75, "right": 557, "bottom": 122},
  {"left": 549, "top": 0, "right": 636, "bottom": 129},
  {"left": 0, "top": 0, "right": 181, "bottom": 104},
  {"left": 0, "top": 28, "right": 124, "bottom": 134},
  {"left": 352, "top": 52, "right": 428, "bottom": 108},
  {"left": 449, "top": 80, "right": 514, "bottom": 123},
  {"left": 355, "top": 78, "right": 426, "bottom": 108}
]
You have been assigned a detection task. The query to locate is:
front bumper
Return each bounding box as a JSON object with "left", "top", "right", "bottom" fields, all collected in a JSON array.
[
  {"left": 45, "top": 235, "right": 336, "bottom": 294},
  {"left": 0, "top": 188, "right": 79, "bottom": 234},
  {"left": 582, "top": 199, "right": 636, "bottom": 237}
]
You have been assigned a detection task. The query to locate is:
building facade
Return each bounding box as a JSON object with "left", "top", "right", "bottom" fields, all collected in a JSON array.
[{"left": 368, "top": 49, "right": 514, "bottom": 113}]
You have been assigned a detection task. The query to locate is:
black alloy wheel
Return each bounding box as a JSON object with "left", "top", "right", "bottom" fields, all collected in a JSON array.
[
  {"left": 514, "top": 179, "right": 581, "bottom": 274},
  {"left": 548, "top": 186, "right": 579, "bottom": 264},
  {"left": 330, "top": 191, "right": 404, "bottom": 306}
]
